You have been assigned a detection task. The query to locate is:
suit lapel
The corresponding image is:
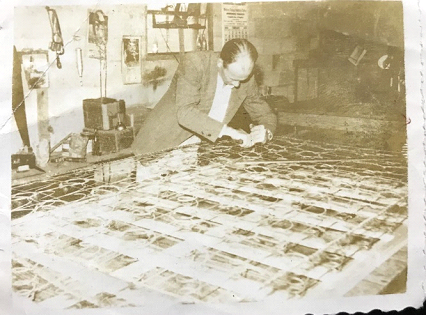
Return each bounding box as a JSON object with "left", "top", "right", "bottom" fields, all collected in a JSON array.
[
  {"left": 203, "top": 53, "right": 246, "bottom": 123},
  {"left": 224, "top": 86, "right": 246, "bottom": 124},
  {"left": 204, "top": 55, "right": 219, "bottom": 110}
]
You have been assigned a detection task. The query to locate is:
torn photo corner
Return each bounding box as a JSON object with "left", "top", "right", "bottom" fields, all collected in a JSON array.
[{"left": 0, "top": 0, "right": 425, "bottom": 315}]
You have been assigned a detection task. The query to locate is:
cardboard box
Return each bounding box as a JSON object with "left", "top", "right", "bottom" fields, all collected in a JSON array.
[
  {"left": 83, "top": 98, "right": 126, "bottom": 130},
  {"left": 97, "top": 128, "right": 134, "bottom": 155}
]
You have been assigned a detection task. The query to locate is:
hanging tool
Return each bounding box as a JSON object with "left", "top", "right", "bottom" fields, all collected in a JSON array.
[
  {"left": 76, "top": 48, "right": 83, "bottom": 86},
  {"left": 46, "top": 6, "right": 65, "bottom": 69}
]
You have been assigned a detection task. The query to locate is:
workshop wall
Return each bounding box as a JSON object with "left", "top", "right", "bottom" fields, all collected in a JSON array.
[
  {"left": 209, "top": 2, "right": 315, "bottom": 102},
  {"left": 246, "top": 2, "right": 319, "bottom": 102},
  {"left": 211, "top": 1, "right": 404, "bottom": 105},
  {"left": 275, "top": 27, "right": 406, "bottom": 151},
  {"left": 12, "top": 5, "right": 176, "bottom": 154}
]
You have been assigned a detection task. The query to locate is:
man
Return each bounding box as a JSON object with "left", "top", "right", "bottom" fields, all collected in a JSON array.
[
  {"left": 124, "top": 38, "right": 140, "bottom": 66},
  {"left": 131, "top": 39, "right": 277, "bottom": 156}
]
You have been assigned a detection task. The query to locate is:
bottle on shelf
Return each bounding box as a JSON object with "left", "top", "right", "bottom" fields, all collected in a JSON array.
[
  {"left": 201, "top": 34, "right": 207, "bottom": 51},
  {"left": 196, "top": 33, "right": 203, "bottom": 51},
  {"left": 92, "top": 129, "right": 101, "bottom": 156}
]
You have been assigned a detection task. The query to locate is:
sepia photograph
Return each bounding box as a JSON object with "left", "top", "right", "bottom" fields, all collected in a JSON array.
[
  {"left": 1, "top": 1, "right": 425, "bottom": 315},
  {"left": 123, "top": 36, "right": 140, "bottom": 67},
  {"left": 21, "top": 51, "right": 50, "bottom": 89}
]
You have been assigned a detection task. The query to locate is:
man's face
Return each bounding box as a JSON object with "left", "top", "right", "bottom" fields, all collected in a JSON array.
[
  {"left": 219, "top": 55, "right": 254, "bottom": 88},
  {"left": 127, "top": 40, "right": 138, "bottom": 56}
]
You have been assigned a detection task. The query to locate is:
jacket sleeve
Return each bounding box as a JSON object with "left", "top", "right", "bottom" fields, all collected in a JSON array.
[
  {"left": 175, "top": 53, "right": 224, "bottom": 142},
  {"left": 242, "top": 76, "right": 278, "bottom": 135}
]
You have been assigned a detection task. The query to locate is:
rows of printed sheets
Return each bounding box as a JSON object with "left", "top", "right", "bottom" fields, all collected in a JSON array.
[{"left": 11, "top": 137, "right": 408, "bottom": 310}]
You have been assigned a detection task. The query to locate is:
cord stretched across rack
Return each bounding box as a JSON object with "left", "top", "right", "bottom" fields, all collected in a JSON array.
[{"left": 159, "top": 28, "right": 180, "bottom": 63}]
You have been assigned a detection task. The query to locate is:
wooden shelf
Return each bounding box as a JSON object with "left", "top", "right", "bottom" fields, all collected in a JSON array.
[
  {"left": 146, "top": 52, "right": 181, "bottom": 61},
  {"left": 152, "top": 23, "right": 205, "bottom": 30},
  {"left": 149, "top": 10, "right": 206, "bottom": 29}
]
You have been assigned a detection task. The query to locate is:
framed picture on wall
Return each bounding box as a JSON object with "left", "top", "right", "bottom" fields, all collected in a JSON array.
[
  {"left": 123, "top": 37, "right": 141, "bottom": 67},
  {"left": 21, "top": 50, "right": 49, "bottom": 89},
  {"left": 122, "top": 35, "right": 142, "bottom": 84}
]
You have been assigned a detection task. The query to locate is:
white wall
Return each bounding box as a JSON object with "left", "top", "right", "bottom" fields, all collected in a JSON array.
[{"left": 12, "top": 5, "right": 179, "bottom": 153}]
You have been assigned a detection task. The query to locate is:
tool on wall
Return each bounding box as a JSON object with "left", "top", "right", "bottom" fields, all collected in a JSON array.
[
  {"left": 76, "top": 48, "right": 83, "bottom": 86},
  {"left": 46, "top": 6, "right": 65, "bottom": 69},
  {"left": 378, "top": 47, "right": 405, "bottom": 94},
  {"left": 348, "top": 45, "right": 367, "bottom": 66}
]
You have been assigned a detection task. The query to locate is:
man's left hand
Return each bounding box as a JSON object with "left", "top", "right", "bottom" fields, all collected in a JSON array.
[{"left": 249, "top": 124, "right": 272, "bottom": 144}]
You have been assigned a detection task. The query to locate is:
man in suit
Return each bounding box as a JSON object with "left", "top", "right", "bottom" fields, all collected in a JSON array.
[{"left": 131, "top": 38, "right": 277, "bottom": 156}]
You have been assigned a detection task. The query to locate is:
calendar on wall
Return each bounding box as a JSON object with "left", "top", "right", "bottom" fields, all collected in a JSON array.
[{"left": 222, "top": 2, "right": 248, "bottom": 44}]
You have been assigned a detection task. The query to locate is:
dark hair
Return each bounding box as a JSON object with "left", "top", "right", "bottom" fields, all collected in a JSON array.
[{"left": 220, "top": 39, "right": 258, "bottom": 68}]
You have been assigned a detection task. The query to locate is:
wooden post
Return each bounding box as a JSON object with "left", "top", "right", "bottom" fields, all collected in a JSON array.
[
  {"left": 179, "top": 28, "right": 185, "bottom": 60},
  {"left": 207, "top": 4, "right": 214, "bottom": 51},
  {"left": 36, "top": 88, "right": 50, "bottom": 142}
]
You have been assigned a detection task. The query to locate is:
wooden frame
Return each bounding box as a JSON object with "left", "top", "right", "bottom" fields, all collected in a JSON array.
[{"left": 148, "top": 3, "right": 206, "bottom": 29}]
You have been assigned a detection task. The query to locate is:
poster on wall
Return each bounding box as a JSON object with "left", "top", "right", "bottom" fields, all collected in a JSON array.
[
  {"left": 21, "top": 50, "right": 49, "bottom": 89},
  {"left": 122, "top": 36, "right": 142, "bottom": 84},
  {"left": 222, "top": 2, "right": 248, "bottom": 45},
  {"left": 87, "top": 9, "right": 108, "bottom": 59}
]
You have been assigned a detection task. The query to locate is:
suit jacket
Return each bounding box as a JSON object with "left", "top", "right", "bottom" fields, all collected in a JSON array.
[{"left": 131, "top": 51, "right": 277, "bottom": 156}]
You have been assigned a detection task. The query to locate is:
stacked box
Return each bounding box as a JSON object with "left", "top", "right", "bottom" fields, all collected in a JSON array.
[
  {"left": 83, "top": 98, "right": 126, "bottom": 131},
  {"left": 97, "top": 128, "right": 134, "bottom": 155}
]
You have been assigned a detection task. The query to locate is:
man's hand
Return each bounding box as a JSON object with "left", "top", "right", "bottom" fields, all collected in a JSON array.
[
  {"left": 249, "top": 124, "right": 271, "bottom": 144},
  {"left": 219, "top": 125, "right": 253, "bottom": 148}
]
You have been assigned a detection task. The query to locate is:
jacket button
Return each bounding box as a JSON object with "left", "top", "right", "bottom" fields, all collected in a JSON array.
[{"left": 207, "top": 133, "right": 211, "bottom": 137}]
